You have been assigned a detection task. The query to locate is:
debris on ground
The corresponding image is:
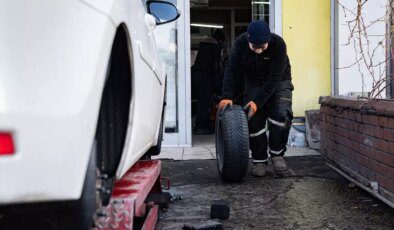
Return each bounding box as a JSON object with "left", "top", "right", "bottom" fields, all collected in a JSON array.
[
  {"left": 157, "top": 157, "right": 394, "bottom": 229},
  {"left": 170, "top": 194, "right": 183, "bottom": 202}
]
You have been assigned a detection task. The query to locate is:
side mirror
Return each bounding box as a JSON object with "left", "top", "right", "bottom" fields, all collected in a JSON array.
[{"left": 147, "top": 1, "right": 180, "bottom": 25}]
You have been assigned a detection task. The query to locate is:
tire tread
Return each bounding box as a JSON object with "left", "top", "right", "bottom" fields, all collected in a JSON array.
[{"left": 216, "top": 105, "right": 249, "bottom": 182}]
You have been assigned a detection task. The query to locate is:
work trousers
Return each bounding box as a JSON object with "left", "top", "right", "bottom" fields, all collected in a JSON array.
[
  {"left": 248, "top": 80, "right": 293, "bottom": 163},
  {"left": 192, "top": 69, "right": 213, "bottom": 130}
]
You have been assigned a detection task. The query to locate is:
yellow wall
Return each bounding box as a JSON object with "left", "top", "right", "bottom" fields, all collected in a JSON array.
[{"left": 283, "top": 0, "right": 331, "bottom": 117}]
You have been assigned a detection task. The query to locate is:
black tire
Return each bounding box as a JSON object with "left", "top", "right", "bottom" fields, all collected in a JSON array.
[
  {"left": 215, "top": 105, "right": 250, "bottom": 182},
  {"left": 47, "top": 143, "right": 98, "bottom": 230},
  {"left": 0, "top": 144, "right": 98, "bottom": 230},
  {"left": 67, "top": 142, "right": 98, "bottom": 230}
]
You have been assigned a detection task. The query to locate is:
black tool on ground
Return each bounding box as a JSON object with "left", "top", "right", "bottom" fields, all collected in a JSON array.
[
  {"left": 215, "top": 104, "right": 250, "bottom": 182},
  {"left": 145, "top": 192, "right": 172, "bottom": 209},
  {"left": 210, "top": 200, "right": 230, "bottom": 220}
]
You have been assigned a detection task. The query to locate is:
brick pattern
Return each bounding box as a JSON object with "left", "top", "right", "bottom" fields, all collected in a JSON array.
[{"left": 320, "top": 97, "right": 394, "bottom": 203}]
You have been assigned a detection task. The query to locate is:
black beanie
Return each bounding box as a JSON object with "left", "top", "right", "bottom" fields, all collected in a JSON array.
[{"left": 247, "top": 20, "right": 271, "bottom": 44}]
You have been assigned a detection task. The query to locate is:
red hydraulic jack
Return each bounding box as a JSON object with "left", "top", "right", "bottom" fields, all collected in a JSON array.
[{"left": 96, "top": 160, "right": 170, "bottom": 230}]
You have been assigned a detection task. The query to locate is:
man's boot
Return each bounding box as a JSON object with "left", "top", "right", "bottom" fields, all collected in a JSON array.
[
  {"left": 252, "top": 163, "right": 267, "bottom": 177},
  {"left": 272, "top": 156, "right": 288, "bottom": 172}
]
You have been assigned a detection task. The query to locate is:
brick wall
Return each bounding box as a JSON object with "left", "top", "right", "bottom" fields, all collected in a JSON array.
[{"left": 320, "top": 96, "right": 394, "bottom": 204}]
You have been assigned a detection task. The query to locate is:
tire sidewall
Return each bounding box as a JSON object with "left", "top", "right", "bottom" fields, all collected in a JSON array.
[
  {"left": 215, "top": 105, "right": 250, "bottom": 182},
  {"left": 215, "top": 112, "right": 224, "bottom": 173}
]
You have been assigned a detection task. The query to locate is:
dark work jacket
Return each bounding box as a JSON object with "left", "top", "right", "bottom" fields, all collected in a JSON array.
[
  {"left": 192, "top": 39, "right": 222, "bottom": 75},
  {"left": 222, "top": 33, "right": 292, "bottom": 109}
]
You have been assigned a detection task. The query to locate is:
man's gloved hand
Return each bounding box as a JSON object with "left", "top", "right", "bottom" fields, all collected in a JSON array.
[
  {"left": 244, "top": 101, "right": 258, "bottom": 119},
  {"left": 218, "top": 99, "right": 233, "bottom": 111}
]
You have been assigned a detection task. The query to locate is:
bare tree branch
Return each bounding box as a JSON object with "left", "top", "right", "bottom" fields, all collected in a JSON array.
[{"left": 337, "top": 0, "right": 391, "bottom": 99}]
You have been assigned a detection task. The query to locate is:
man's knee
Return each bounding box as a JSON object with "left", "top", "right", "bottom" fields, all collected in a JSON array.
[
  {"left": 268, "top": 106, "right": 292, "bottom": 130},
  {"left": 268, "top": 104, "right": 292, "bottom": 151}
]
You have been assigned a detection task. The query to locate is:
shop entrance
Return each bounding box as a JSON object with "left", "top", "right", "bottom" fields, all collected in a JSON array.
[{"left": 190, "top": 0, "right": 275, "bottom": 145}]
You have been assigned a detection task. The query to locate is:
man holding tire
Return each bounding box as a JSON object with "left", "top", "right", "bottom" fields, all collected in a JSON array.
[{"left": 219, "top": 20, "right": 293, "bottom": 177}]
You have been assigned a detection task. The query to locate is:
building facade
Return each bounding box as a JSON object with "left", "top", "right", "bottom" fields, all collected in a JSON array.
[{"left": 158, "top": 0, "right": 389, "bottom": 147}]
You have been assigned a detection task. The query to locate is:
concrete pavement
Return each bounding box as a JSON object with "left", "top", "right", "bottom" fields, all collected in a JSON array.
[{"left": 157, "top": 156, "right": 394, "bottom": 229}]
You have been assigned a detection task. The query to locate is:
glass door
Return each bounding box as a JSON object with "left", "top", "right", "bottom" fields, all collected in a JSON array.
[
  {"left": 155, "top": 0, "right": 191, "bottom": 147},
  {"left": 154, "top": 3, "right": 179, "bottom": 134},
  {"left": 252, "top": 0, "right": 275, "bottom": 30}
]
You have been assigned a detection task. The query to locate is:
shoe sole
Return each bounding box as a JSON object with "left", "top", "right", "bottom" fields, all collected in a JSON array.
[
  {"left": 274, "top": 168, "right": 289, "bottom": 175},
  {"left": 274, "top": 167, "right": 288, "bottom": 171},
  {"left": 252, "top": 174, "right": 266, "bottom": 177}
]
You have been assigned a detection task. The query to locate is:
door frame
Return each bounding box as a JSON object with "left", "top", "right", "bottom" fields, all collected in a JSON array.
[
  {"left": 273, "top": 0, "right": 282, "bottom": 36},
  {"left": 163, "top": 0, "right": 282, "bottom": 147},
  {"left": 162, "top": 0, "right": 192, "bottom": 147}
]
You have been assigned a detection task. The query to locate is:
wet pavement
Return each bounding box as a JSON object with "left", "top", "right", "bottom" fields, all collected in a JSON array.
[{"left": 157, "top": 156, "right": 394, "bottom": 229}]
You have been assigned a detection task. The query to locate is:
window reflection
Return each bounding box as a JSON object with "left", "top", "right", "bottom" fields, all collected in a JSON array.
[
  {"left": 153, "top": 0, "right": 179, "bottom": 133},
  {"left": 252, "top": 0, "right": 271, "bottom": 22}
]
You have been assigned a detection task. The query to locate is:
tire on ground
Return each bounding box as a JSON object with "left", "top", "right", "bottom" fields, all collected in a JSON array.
[
  {"left": 0, "top": 144, "right": 98, "bottom": 230},
  {"left": 215, "top": 105, "right": 250, "bottom": 182},
  {"left": 65, "top": 142, "right": 98, "bottom": 230}
]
